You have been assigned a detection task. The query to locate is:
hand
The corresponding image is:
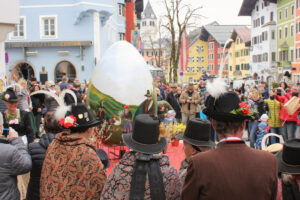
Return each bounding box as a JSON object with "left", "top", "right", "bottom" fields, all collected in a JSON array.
[
  {"left": 37, "top": 108, "right": 42, "bottom": 112},
  {"left": 7, "top": 127, "right": 18, "bottom": 139},
  {"left": 29, "top": 106, "right": 33, "bottom": 111},
  {"left": 190, "top": 100, "right": 194, "bottom": 104}
]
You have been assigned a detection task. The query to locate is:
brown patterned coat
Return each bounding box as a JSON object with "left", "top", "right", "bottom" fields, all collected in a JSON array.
[
  {"left": 100, "top": 151, "right": 181, "bottom": 200},
  {"left": 40, "top": 131, "right": 106, "bottom": 200}
]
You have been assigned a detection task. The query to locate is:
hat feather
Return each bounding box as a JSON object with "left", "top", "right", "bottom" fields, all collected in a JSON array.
[
  {"left": 206, "top": 78, "right": 227, "bottom": 99},
  {"left": 60, "top": 89, "right": 77, "bottom": 105},
  {"left": 54, "top": 105, "right": 71, "bottom": 121}
]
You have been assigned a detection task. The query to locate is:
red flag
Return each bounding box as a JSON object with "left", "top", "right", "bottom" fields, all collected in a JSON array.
[{"left": 180, "top": 30, "right": 189, "bottom": 71}]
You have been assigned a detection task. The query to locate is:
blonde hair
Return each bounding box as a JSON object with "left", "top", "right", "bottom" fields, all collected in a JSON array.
[
  {"left": 155, "top": 88, "right": 161, "bottom": 96},
  {"left": 281, "top": 173, "right": 295, "bottom": 185},
  {"left": 18, "top": 78, "right": 27, "bottom": 88}
]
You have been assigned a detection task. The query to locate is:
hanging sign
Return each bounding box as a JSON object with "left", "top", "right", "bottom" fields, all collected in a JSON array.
[{"left": 5, "top": 52, "right": 9, "bottom": 64}]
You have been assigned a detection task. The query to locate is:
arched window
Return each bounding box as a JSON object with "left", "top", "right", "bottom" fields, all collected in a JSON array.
[
  {"left": 55, "top": 61, "right": 76, "bottom": 83},
  {"left": 12, "top": 62, "right": 35, "bottom": 81}
]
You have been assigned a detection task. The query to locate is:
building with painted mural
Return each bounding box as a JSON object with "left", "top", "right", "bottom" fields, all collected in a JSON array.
[
  {"left": 228, "top": 28, "right": 251, "bottom": 80},
  {"left": 294, "top": 0, "right": 300, "bottom": 82},
  {"left": 182, "top": 28, "right": 208, "bottom": 83},
  {"left": 239, "top": 0, "right": 277, "bottom": 82},
  {"left": 276, "top": 0, "right": 295, "bottom": 81},
  {"left": 5, "top": 0, "right": 125, "bottom": 83},
  {"left": 199, "top": 22, "right": 247, "bottom": 78}
]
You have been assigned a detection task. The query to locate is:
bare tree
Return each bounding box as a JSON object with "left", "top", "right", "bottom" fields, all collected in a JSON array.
[{"left": 162, "top": 0, "right": 202, "bottom": 82}]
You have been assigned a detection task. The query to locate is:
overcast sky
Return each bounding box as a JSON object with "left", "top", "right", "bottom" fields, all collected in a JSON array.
[{"left": 147, "top": 0, "right": 251, "bottom": 26}]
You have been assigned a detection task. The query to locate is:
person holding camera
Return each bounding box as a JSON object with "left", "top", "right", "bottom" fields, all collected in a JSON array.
[
  {"left": 275, "top": 85, "right": 299, "bottom": 140},
  {"left": 179, "top": 83, "right": 201, "bottom": 125},
  {"left": 0, "top": 127, "right": 32, "bottom": 200}
]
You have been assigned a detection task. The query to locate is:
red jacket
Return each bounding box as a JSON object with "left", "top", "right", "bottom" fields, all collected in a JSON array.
[{"left": 276, "top": 93, "right": 299, "bottom": 122}]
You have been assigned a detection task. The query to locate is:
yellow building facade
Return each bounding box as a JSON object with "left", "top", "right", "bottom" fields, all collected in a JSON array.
[
  {"left": 182, "top": 39, "right": 208, "bottom": 83},
  {"left": 228, "top": 29, "right": 251, "bottom": 81}
]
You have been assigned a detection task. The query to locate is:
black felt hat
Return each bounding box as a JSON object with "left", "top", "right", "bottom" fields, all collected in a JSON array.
[
  {"left": 144, "top": 90, "right": 151, "bottom": 97},
  {"left": 2, "top": 88, "right": 18, "bottom": 102},
  {"left": 276, "top": 139, "right": 300, "bottom": 174},
  {"left": 122, "top": 114, "right": 167, "bottom": 154},
  {"left": 60, "top": 103, "right": 101, "bottom": 131},
  {"left": 203, "top": 92, "right": 252, "bottom": 122},
  {"left": 177, "top": 118, "right": 215, "bottom": 147}
]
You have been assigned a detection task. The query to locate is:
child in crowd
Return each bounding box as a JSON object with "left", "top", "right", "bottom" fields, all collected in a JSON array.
[{"left": 256, "top": 114, "right": 269, "bottom": 150}]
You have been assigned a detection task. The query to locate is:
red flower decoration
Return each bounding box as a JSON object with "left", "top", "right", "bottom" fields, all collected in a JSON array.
[
  {"left": 239, "top": 102, "right": 250, "bottom": 115},
  {"left": 59, "top": 115, "right": 77, "bottom": 128}
]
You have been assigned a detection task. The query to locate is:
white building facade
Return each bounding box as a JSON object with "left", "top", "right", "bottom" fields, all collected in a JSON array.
[{"left": 239, "top": 0, "right": 277, "bottom": 82}]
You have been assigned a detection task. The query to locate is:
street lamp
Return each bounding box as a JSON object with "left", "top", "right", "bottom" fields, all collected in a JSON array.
[{"left": 219, "top": 39, "right": 233, "bottom": 78}]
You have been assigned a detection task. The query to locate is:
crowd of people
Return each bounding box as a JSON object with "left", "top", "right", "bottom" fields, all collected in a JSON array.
[{"left": 0, "top": 74, "right": 300, "bottom": 200}]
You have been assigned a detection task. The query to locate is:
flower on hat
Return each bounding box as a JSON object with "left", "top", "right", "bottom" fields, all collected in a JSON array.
[
  {"left": 230, "top": 102, "right": 256, "bottom": 119},
  {"left": 4, "top": 94, "right": 10, "bottom": 100},
  {"left": 59, "top": 115, "right": 77, "bottom": 128}
]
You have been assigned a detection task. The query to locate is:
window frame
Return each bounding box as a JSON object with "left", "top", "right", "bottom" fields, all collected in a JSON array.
[
  {"left": 40, "top": 15, "right": 58, "bottom": 39},
  {"left": 118, "top": 3, "right": 125, "bottom": 16},
  {"left": 10, "top": 16, "right": 26, "bottom": 40}
]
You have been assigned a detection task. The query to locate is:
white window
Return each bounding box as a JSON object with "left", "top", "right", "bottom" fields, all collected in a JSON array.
[
  {"left": 291, "top": 25, "right": 294, "bottom": 37},
  {"left": 297, "top": 22, "right": 300, "bottom": 33},
  {"left": 119, "top": 32, "right": 125, "bottom": 40},
  {"left": 11, "top": 16, "right": 26, "bottom": 39},
  {"left": 279, "top": 11, "right": 282, "bottom": 20},
  {"left": 188, "top": 77, "right": 194, "bottom": 83},
  {"left": 208, "top": 42, "right": 214, "bottom": 50},
  {"left": 285, "top": 26, "right": 288, "bottom": 38},
  {"left": 118, "top": 4, "right": 125, "bottom": 16},
  {"left": 279, "top": 28, "right": 282, "bottom": 39},
  {"left": 285, "top": 8, "right": 288, "bottom": 18},
  {"left": 40, "top": 15, "right": 57, "bottom": 39},
  {"left": 292, "top": 6, "right": 295, "bottom": 16},
  {"left": 142, "top": 21, "right": 146, "bottom": 26},
  {"left": 298, "top": 0, "right": 300, "bottom": 9}
]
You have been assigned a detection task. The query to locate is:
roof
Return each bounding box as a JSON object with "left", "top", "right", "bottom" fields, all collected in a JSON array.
[
  {"left": 231, "top": 27, "right": 251, "bottom": 44},
  {"left": 188, "top": 29, "right": 202, "bottom": 47},
  {"left": 238, "top": 0, "right": 276, "bottom": 16},
  {"left": 143, "top": 1, "right": 156, "bottom": 19},
  {"left": 200, "top": 23, "right": 248, "bottom": 45}
]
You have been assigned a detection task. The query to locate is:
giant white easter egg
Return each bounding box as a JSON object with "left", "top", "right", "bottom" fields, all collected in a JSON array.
[{"left": 87, "top": 41, "right": 155, "bottom": 146}]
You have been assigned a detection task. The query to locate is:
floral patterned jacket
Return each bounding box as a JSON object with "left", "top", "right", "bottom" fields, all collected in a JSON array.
[
  {"left": 100, "top": 151, "right": 181, "bottom": 200},
  {"left": 40, "top": 131, "right": 106, "bottom": 200}
]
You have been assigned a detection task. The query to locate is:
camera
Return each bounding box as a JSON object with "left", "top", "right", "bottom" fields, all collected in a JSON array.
[{"left": 2, "top": 128, "right": 9, "bottom": 138}]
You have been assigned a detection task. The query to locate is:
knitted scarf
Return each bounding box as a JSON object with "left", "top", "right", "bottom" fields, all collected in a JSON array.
[{"left": 129, "top": 153, "right": 166, "bottom": 200}]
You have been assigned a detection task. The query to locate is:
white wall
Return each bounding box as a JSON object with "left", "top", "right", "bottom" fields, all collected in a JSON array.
[{"left": 250, "top": 0, "right": 277, "bottom": 80}]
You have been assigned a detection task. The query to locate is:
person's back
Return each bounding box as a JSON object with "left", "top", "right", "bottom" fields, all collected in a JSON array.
[
  {"left": 183, "top": 143, "right": 277, "bottom": 199},
  {"left": 182, "top": 81, "right": 278, "bottom": 200},
  {"left": 26, "top": 133, "right": 56, "bottom": 200},
  {"left": 101, "top": 151, "right": 181, "bottom": 200},
  {"left": 0, "top": 134, "right": 32, "bottom": 200}
]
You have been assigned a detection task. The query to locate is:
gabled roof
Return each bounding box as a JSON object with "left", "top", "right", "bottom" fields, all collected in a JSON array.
[
  {"left": 238, "top": 0, "right": 276, "bottom": 16},
  {"left": 143, "top": 1, "right": 157, "bottom": 19},
  {"left": 188, "top": 28, "right": 202, "bottom": 47},
  {"left": 200, "top": 23, "right": 248, "bottom": 45},
  {"left": 231, "top": 27, "right": 251, "bottom": 45}
]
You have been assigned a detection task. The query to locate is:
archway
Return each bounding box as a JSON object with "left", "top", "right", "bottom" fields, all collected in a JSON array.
[
  {"left": 11, "top": 62, "right": 35, "bottom": 81},
  {"left": 54, "top": 60, "right": 77, "bottom": 83}
]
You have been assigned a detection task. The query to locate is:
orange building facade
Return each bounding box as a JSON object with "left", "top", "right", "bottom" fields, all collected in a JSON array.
[{"left": 294, "top": 2, "right": 300, "bottom": 82}]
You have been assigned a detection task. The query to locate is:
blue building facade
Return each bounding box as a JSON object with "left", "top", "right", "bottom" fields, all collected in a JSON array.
[{"left": 5, "top": 0, "right": 126, "bottom": 83}]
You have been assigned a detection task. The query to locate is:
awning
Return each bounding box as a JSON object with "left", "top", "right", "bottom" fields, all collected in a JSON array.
[{"left": 5, "top": 41, "right": 92, "bottom": 48}]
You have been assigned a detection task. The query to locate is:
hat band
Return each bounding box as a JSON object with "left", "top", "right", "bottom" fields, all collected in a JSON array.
[
  {"left": 282, "top": 159, "right": 300, "bottom": 167},
  {"left": 131, "top": 135, "right": 160, "bottom": 146}
]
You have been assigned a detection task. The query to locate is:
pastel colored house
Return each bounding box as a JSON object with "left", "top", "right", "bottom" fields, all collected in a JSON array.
[
  {"left": 200, "top": 22, "right": 247, "bottom": 77},
  {"left": 276, "top": 0, "right": 295, "bottom": 81},
  {"left": 182, "top": 28, "right": 208, "bottom": 83},
  {"left": 5, "top": 0, "right": 126, "bottom": 83},
  {"left": 228, "top": 28, "right": 251, "bottom": 80},
  {"left": 239, "top": 0, "right": 277, "bottom": 82},
  {"left": 293, "top": 0, "right": 300, "bottom": 82}
]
